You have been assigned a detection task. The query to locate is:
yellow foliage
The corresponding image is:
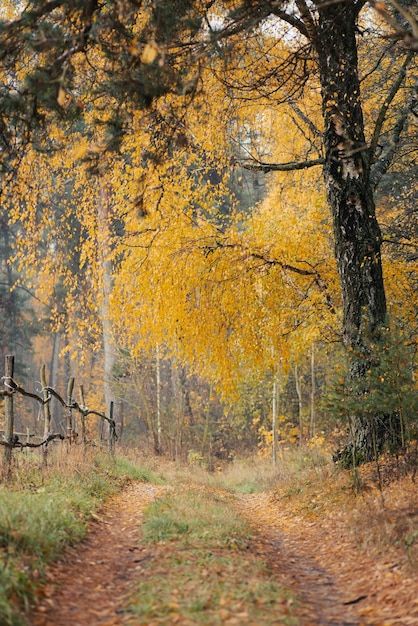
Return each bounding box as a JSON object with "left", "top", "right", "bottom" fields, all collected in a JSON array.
[{"left": 5, "top": 9, "right": 416, "bottom": 408}]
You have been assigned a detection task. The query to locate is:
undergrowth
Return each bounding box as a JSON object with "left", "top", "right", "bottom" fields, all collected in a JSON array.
[
  {"left": 267, "top": 449, "right": 418, "bottom": 572},
  {"left": 155, "top": 446, "right": 418, "bottom": 572},
  {"left": 0, "top": 445, "right": 162, "bottom": 626},
  {"left": 2, "top": 441, "right": 417, "bottom": 625},
  {"left": 155, "top": 446, "right": 330, "bottom": 494}
]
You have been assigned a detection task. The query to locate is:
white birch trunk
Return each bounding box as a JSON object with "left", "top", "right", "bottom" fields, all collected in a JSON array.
[{"left": 98, "top": 182, "right": 115, "bottom": 442}]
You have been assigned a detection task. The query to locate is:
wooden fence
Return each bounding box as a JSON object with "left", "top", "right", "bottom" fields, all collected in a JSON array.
[{"left": 0, "top": 354, "right": 117, "bottom": 477}]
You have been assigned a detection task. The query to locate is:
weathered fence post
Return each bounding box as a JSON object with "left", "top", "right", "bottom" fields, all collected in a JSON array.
[
  {"left": 2, "top": 355, "right": 15, "bottom": 479},
  {"left": 79, "top": 385, "right": 87, "bottom": 445},
  {"left": 41, "top": 364, "right": 51, "bottom": 465},
  {"left": 66, "top": 377, "right": 75, "bottom": 444},
  {"left": 109, "top": 401, "right": 116, "bottom": 455}
]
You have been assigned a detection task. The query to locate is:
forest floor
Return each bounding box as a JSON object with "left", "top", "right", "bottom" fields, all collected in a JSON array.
[{"left": 28, "top": 459, "right": 418, "bottom": 626}]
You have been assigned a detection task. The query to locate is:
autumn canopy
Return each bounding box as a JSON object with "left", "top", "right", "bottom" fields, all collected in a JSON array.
[{"left": 0, "top": 0, "right": 416, "bottom": 464}]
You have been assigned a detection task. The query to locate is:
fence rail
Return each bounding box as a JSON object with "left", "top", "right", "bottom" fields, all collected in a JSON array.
[{"left": 1, "top": 354, "right": 117, "bottom": 477}]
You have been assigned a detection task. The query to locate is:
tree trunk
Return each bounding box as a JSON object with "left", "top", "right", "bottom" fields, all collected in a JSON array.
[
  {"left": 98, "top": 181, "right": 116, "bottom": 444},
  {"left": 2, "top": 355, "right": 14, "bottom": 479},
  {"left": 310, "top": 343, "right": 316, "bottom": 439},
  {"left": 49, "top": 332, "right": 61, "bottom": 433},
  {"left": 295, "top": 365, "right": 303, "bottom": 446},
  {"left": 41, "top": 364, "right": 51, "bottom": 465},
  {"left": 315, "top": 4, "right": 389, "bottom": 463}
]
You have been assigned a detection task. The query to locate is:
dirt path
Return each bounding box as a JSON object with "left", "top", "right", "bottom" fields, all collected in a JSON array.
[
  {"left": 236, "top": 490, "right": 418, "bottom": 626},
  {"left": 234, "top": 493, "right": 360, "bottom": 626},
  {"left": 30, "top": 483, "right": 167, "bottom": 626},
  {"left": 28, "top": 483, "right": 417, "bottom": 625}
]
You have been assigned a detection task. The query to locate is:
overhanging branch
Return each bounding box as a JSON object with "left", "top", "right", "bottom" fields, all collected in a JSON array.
[
  {"left": 198, "top": 240, "right": 335, "bottom": 312},
  {"left": 368, "top": 0, "right": 418, "bottom": 50},
  {"left": 369, "top": 50, "right": 414, "bottom": 166},
  {"left": 371, "top": 84, "right": 418, "bottom": 188},
  {"left": 236, "top": 156, "right": 325, "bottom": 172}
]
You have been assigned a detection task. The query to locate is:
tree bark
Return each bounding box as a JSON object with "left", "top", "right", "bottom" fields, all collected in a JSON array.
[
  {"left": 98, "top": 181, "right": 117, "bottom": 444},
  {"left": 314, "top": 4, "right": 389, "bottom": 463},
  {"left": 2, "top": 355, "right": 15, "bottom": 479},
  {"left": 316, "top": 4, "right": 387, "bottom": 346},
  {"left": 49, "top": 332, "right": 62, "bottom": 433}
]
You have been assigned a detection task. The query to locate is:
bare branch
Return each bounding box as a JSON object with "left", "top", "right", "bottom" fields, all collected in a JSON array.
[
  {"left": 371, "top": 81, "right": 418, "bottom": 188},
  {"left": 269, "top": 8, "right": 309, "bottom": 38},
  {"left": 0, "top": 433, "right": 64, "bottom": 449},
  {"left": 286, "top": 95, "right": 323, "bottom": 139},
  {"left": 369, "top": 49, "right": 414, "bottom": 164},
  {"left": 295, "top": 0, "right": 317, "bottom": 40},
  {"left": 236, "top": 156, "right": 325, "bottom": 172},
  {"left": 368, "top": 0, "right": 418, "bottom": 50},
  {"left": 0, "top": 377, "right": 48, "bottom": 404},
  {"left": 0, "top": 379, "right": 114, "bottom": 426}
]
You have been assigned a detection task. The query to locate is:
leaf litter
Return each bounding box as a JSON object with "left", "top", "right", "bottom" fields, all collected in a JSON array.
[{"left": 28, "top": 464, "right": 418, "bottom": 626}]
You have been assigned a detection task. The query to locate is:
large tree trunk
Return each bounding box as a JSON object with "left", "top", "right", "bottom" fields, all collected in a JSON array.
[{"left": 315, "top": 4, "right": 389, "bottom": 463}]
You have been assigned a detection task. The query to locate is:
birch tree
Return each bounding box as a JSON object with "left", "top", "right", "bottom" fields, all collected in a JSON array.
[{"left": 1, "top": 0, "right": 416, "bottom": 462}]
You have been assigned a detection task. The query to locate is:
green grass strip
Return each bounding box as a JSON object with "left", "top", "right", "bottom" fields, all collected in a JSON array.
[
  {"left": 128, "top": 487, "right": 298, "bottom": 625},
  {"left": 0, "top": 452, "right": 162, "bottom": 626}
]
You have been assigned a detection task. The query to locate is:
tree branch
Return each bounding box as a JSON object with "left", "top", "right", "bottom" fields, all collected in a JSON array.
[
  {"left": 371, "top": 82, "right": 418, "bottom": 188},
  {"left": 369, "top": 50, "right": 414, "bottom": 165},
  {"left": 368, "top": 0, "right": 418, "bottom": 49},
  {"left": 0, "top": 377, "right": 48, "bottom": 404},
  {"left": 199, "top": 240, "right": 335, "bottom": 311},
  {"left": 0, "top": 433, "right": 65, "bottom": 449},
  {"left": 269, "top": 8, "right": 309, "bottom": 38},
  {"left": 207, "top": 1, "right": 309, "bottom": 43},
  {"left": 286, "top": 95, "right": 323, "bottom": 139},
  {"left": 295, "top": 0, "right": 317, "bottom": 40},
  {"left": 0, "top": 379, "right": 115, "bottom": 426},
  {"left": 236, "top": 156, "right": 325, "bottom": 172}
]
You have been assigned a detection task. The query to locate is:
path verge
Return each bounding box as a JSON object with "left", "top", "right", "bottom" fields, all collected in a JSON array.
[{"left": 29, "top": 483, "right": 167, "bottom": 626}]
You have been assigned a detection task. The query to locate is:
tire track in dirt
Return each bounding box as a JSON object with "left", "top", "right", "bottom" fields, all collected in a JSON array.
[
  {"left": 235, "top": 492, "right": 360, "bottom": 626},
  {"left": 29, "top": 483, "right": 168, "bottom": 626},
  {"left": 30, "top": 483, "right": 406, "bottom": 625},
  {"left": 236, "top": 489, "right": 418, "bottom": 626}
]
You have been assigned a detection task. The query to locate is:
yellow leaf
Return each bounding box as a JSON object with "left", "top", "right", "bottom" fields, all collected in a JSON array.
[
  {"left": 141, "top": 41, "right": 159, "bottom": 64},
  {"left": 71, "top": 139, "right": 88, "bottom": 160},
  {"left": 57, "top": 86, "right": 66, "bottom": 107}
]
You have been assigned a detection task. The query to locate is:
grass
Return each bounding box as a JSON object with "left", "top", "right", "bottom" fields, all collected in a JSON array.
[
  {"left": 127, "top": 487, "right": 299, "bottom": 625},
  {"left": 153, "top": 456, "right": 282, "bottom": 494},
  {"left": 155, "top": 446, "right": 330, "bottom": 494},
  {"left": 0, "top": 445, "right": 163, "bottom": 626},
  {"left": 142, "top": 488, "right": 241, "bottom": 543},
  {"left": 154, "top": 446, "right": 418, "bottom": 572},
  {"left": 2, "top": 440, "right": 417, "bottom": 625}
]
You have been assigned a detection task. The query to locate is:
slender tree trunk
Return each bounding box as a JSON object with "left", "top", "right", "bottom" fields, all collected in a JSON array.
[
  {"left": 155, "top": 344, "right": 162, "bottom": 454},
  {"left": 201, "top": 385, "right": 213, "bottom": 458},
  {"left": 310, "top": 343, "right": 315, "bottom": 439},
  {"left": 2, "top": 355, "right": 14, "bottom": 479},
  {"left": 315, "top": 4, "right": 389, "bottom": 463},
  {"left": 49, "top": 332, "right": 61, "bottom": 433},
  {"left": 98, "top": 181, "right": 116, "bottom": 444},
  {"left": 272, "top": 375, "right": 278, "bottom": 466},
  {"left": 41, "top": 364, "right": 51, "bottom": 465},
  {"left": 295, "top": 365, "right": 303, "bottom": 446}
]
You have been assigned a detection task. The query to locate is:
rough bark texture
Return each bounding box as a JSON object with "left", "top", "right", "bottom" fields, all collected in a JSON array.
[
  {"left": 313, "top": 4, "right": 389, "bottom": 464},
  {"left": 315, "top": 4, "right": 387, "bottom": 348}
]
